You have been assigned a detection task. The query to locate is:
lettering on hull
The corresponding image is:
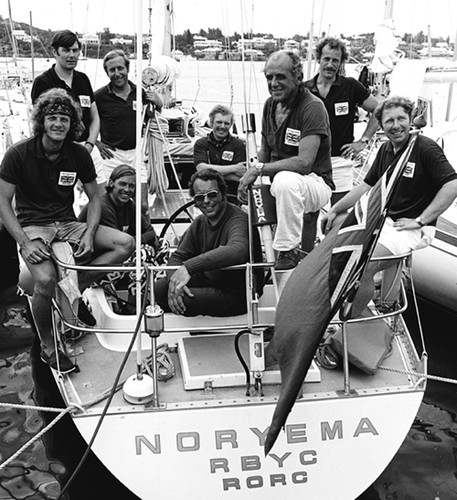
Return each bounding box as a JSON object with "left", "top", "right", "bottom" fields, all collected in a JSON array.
[{"left": 134, "top": 418, "right": 379, "bottom": 491}]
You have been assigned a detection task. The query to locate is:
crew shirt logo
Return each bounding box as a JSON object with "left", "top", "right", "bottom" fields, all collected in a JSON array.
[
  {"left": 222, "top": 151, "right": 234, "bottom": 161},
  {"left": 79, "top": 95, "right": 91, "bottom": 108},
  {"left": 58, "top": 171, "right": 77, "bottom": 186},
  {"left": 403, "top": 162, "right": 415, "bottom": 178},
  {"left": 334, "top": 102, "right": 349, "bottom": 116},
  {"left": 284, "top": 128, "right": 300, "bottom": 147},
  {"left": 132, "top": 101, "right": 137, "bottom": 111}
]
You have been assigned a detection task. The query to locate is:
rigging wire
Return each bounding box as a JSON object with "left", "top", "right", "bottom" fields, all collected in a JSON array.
[{"left": 56, "top": 266, "right": 152, "bottom": 500}]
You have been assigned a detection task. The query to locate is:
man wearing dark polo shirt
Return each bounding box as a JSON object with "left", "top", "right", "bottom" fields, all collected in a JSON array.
[
  {"left": 322, "top": 96, "right": 457, "bottom": 315},
  {"left": 238, "top": 51, "right": 333, "bottom": 270},
  {"left": 0, "top": 88, "right": 134, "bottom": 373},
  {"left": 304, "top": 37, "right": 379, "bottom": 201},
  {"left": 193, "top": 105, "right": 246, "bottom": 197},
  {"left": 31, "top": 29, "right": 106, "bottom": 193},
  {"left": 95, "top": 49, "right": 162, "bottom": 214}
]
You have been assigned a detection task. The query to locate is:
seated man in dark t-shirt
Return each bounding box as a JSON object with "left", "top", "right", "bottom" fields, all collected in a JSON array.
[
  {"left": 78, "top": 164, "right": 158, "bottom": 248},
  {"left": 193, "top": 105, "right": 246, "bottom": 197}
]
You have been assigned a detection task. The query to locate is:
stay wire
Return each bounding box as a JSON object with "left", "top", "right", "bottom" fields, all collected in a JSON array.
[{"left": 57, "top": 265, "right": 152, "bottom": 500}]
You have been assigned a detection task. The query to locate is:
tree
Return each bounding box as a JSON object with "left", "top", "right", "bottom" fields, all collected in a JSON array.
[{"left": 101, "top": 27, "right": 111, "bottom": 45}]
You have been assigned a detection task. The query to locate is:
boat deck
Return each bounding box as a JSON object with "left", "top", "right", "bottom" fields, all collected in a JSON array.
[{"left": 59, "top": 311, "right": 422, "bottom": 416}]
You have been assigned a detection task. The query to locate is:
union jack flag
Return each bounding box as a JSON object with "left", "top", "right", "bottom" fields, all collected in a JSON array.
[{"left": 264, "top": 133, "right": 418, "bottom": 454}]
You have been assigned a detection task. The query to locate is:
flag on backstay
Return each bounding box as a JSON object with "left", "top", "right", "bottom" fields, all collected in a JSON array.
[{"left": 264, "top": 133, "right": 418, "bottom": 455}]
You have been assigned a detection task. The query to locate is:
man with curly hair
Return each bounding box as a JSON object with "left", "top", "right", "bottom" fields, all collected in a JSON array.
[
  {"left": 305, "top": 37, "right": 379, "bottom": 201},
  {"left": 0, "top": 88, "right": 134, "bottom": 373}
]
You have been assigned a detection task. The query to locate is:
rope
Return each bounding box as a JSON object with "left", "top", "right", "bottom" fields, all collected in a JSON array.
[
  {"left": 378, "top": 365, "right": 457, "bottom": 385},
  {"left": 142, "top": 343, "right": 176, "bottom": 382},
  {"left": 0, "top": 404, "right": 77, "bottom": 471},
  {"left": 146, "top": 112, "right": 169, "bottom": 198},
  {"left": 0, "top": 401, "right": 80, "bottom": 413}
]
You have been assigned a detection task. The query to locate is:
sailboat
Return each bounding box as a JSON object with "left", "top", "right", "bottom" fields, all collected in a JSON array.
[{"left": 8, "top": 2, "right": 430, "bottom": 499}]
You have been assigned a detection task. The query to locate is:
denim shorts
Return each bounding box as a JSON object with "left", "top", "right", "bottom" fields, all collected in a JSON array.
[{"left": 22, "top": 221, "right": 88, "bottom": 249}]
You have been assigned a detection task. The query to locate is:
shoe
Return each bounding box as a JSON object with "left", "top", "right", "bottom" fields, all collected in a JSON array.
[
  {"left": 41, "top": 350, "right": 76, "bottom": 374},
  {"left": 275, "top": 248, "right": 302, "bottom": 271},
  {"left": 62, "top": 328, "right": 86, "bottom": 342},
  {"left": 77, "top": 298, "right": 96, "bottom": 327}
]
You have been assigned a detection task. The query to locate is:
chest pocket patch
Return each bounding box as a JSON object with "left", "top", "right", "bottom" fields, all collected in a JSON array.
[
  {"left": 79, "top": 95, "right": 91, "bottom": 108},
  {"left": 284, "top": 128, "right": 300, "bottom": 147},
  {"left": 58, "top": 171, "right": 77, "bottom": 186},
  {"left": 334, "top": 102, "right": 349, "bottom": 116},
  {"left": 222, "top": 151, "right": 234, "bottom": 161},
  {"left": 403, "top": 161, "right": 415, "bottom": 178}
]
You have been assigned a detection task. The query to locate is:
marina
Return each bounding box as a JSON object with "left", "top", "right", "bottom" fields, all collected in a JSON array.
[{"left": 1, "top": 1, "right": 457, "bottom": 498}]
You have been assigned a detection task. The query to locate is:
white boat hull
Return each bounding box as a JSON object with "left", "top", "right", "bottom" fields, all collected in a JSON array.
[
  {"left": 74, "top": 388, "right": 423, "bottom": 500},
  {"left": 412, "top": 228, "right": 457, "bottom": 313}
]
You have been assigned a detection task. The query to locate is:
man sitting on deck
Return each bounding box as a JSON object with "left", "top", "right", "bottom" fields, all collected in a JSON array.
[
  {"left": 0, "top": 89, "right": 135, "bottom": 373},
  {"left": 238, "top": 50, "right": 334, "bottom": 270},
  {"left": 78, "top": 164, "right": 159, "bottom": 248},
  {"left": 154, "top": 169, "right": 263, "bottom": 316},
  {"left": 322, "top": 96, "right": 457, "bottom": 316},
  {"left": 193, "top": 105, "right": 246, "bottom": 197}
]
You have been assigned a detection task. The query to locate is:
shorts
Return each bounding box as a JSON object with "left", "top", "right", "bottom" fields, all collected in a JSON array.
[
  {"left": 22, "top": 221, "right": 88, "bottom": 249},
  {"left": 77, "top": 141, "right": 107, "bottom": 185},
  {"left": 377, "top": 217, "right": 435, "bottom": 255},
  {"left": 102, "top": 148, "right": 148, "bottom": 183},
  {"left": 331, "top": 156, "right": 353, "bottom": 193}
]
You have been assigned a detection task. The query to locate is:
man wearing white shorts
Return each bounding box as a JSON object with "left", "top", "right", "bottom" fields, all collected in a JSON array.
[
  {"left": 322, "top": 96, "right": 457, "bottom": 314},
  {"left": 238, "top": 50, "right": 334, "bottom": 270},
  {"left": 95, "top": 50, "right": 162, "bottom": 215}
]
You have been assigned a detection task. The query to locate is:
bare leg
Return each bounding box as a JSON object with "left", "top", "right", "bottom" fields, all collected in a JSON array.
[
  {"left": 141, "top": 182, "right": 150, "bottom": 219},
  {"left": 349, "top": 243, "right": 395, "bottom": 318},
  {"left": 78, "top": 225, "right": 135, "bottom": 291},
  {"left": 25, "top": 257, "right": 58, "bottom": 356}
]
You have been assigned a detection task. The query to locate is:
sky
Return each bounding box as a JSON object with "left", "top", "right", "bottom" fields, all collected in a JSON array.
[{"left": 1, "top": 0, "right": 456, "bottom": 40}]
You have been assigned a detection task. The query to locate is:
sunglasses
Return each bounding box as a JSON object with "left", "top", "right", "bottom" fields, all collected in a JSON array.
[{"left": 193, "top": 190, "right": 220, "bottom": 204}]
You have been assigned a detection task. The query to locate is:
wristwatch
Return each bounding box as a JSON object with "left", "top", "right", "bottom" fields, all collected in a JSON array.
[
  {"left": 415, "top": 216, "right": 425, "bottom": 227},
  {"left": 360, "top": 137, "right": 370, "bottom": 145},
  {"left": 256, "top": 162, "right": 264, "bottom": 176}
]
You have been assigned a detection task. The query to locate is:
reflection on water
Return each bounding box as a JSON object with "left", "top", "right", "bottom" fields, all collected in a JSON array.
[
  {"left": 0, "top": 289, "right": 457, "bottom": 499},
  {"left": 0, "top": 351, "right": 66, "bottom": 500}
]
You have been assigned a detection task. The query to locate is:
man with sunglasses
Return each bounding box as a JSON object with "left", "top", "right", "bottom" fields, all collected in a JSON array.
[{"left": 154, "top": 169, "right": 263, "bottom": 316}]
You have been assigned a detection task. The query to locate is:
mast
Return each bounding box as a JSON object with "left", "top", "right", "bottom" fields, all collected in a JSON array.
[
  {"left": 445, "top": 29, "right": 457, "bottom": 121},
  {"left": 306, "top": 0, "right": 315, "bottom": 80},
  {"left": 29, "top": 11, "right": 35, "bottom": 80},
  {"left": 7, "top": 0, "right": 18, "bottom": 63}
]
